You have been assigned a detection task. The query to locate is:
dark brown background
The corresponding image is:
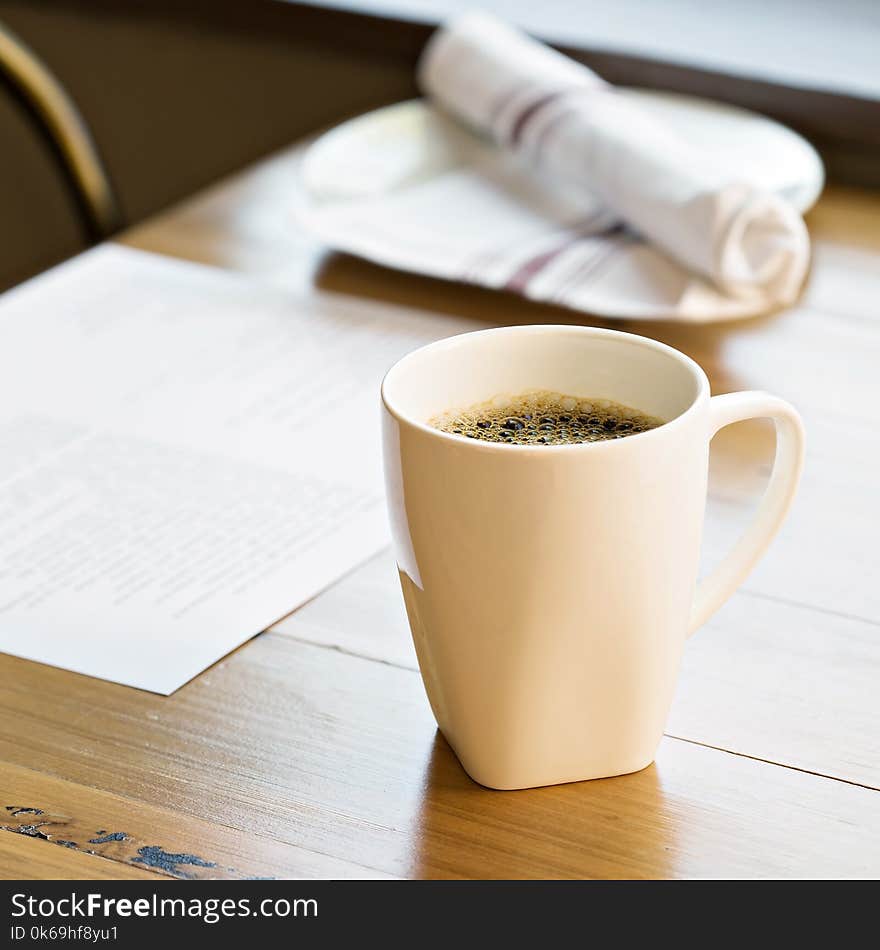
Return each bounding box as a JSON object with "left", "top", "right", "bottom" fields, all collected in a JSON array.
[{"left": 0, "top": 1, "right": 419, "bottom": 290}]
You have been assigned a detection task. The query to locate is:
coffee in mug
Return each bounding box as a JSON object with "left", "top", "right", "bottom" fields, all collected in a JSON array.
[{"left": 431, "top": 390, "right": 662, "bottom": 445}]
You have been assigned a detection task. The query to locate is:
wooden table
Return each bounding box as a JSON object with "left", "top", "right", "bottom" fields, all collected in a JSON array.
[{"left": 2, "top": 143, "right": 879, "bottom": 880}]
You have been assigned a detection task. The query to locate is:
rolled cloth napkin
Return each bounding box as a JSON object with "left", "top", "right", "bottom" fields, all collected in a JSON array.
[{"left": 418, "top": 12, "right": 810, "bottom": 305}]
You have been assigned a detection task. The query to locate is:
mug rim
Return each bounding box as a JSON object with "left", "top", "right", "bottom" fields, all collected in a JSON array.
[{"left": 381, "top": 325, "right": 710, "bottom": 453}]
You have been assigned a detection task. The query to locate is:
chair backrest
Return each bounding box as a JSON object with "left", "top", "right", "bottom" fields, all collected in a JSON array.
[{"left": 0, "top": 21, "right": 121, "bottom": 244}]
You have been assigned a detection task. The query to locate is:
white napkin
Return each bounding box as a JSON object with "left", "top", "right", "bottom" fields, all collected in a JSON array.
[{"left": 299, "top": 12, "right": 811, "bottom": 321}]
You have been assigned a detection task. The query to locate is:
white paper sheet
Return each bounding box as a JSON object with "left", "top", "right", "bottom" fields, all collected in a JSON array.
[{"left": 0, "top": 245, "right": 483, "bottom": 693}]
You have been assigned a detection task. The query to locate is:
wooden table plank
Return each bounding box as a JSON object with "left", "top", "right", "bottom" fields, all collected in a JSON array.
[
  {"left": 0, "top": 637, "right": 877, "bottom": 879},
  {"left": 414, "top": 733, "right": 880, "bottom": 880},
  {"left": 0, "top": 831, "right": 162, "bottom": 881},
  {"left": 1, "top": 764, "right": 395, "bottom": 881}
]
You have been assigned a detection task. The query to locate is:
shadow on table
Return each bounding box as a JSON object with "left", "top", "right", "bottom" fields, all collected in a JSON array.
[
  {"left": 313, "top": 250, "right": 787, "bottom": 383},
  {"left": 409, "top": 731, "right": 676, "bottom": 879}
]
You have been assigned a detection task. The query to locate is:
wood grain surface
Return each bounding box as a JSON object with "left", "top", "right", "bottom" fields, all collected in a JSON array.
[
  {"left": 2, "top": 635, "right": 877, "bottom": 879},
  {"left": 1, "top": 140, "right": 878, "bottom": 879},
  {"left": 0, "top": 832, "right": 160, "bottom": 881}
]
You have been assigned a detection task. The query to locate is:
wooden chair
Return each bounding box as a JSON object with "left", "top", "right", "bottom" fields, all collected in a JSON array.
[{"left": 0, "top": 20, "right": 121, "bottom": 242}]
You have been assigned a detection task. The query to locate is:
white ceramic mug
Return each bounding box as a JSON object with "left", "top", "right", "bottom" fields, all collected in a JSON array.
[{"left": 382, "top": 326, "right": 804, "bottom": 790}]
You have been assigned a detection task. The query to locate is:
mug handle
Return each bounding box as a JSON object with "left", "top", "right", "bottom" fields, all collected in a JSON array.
[{"left": 689, "top": 391, "right": 805, "bottom": 636}]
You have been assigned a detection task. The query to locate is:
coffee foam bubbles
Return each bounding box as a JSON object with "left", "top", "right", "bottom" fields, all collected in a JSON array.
[{"left": 430, "top": 390, "right": 663, "bottom": 445}]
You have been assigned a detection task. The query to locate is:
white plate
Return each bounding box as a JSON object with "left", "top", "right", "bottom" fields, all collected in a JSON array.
[{"left": 303, "top": 93, "right": 823, "bottom": 212}]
